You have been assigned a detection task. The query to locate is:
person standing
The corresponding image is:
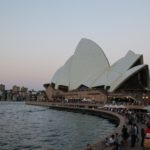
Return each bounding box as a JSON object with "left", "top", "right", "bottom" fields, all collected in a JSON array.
[
  {"left": 141, "top": 128, "right": 145, "bottom": 147},
  {"left": 130, "top": 124, "right": 137, "bottom": 147},
  {"left": 122, "top": 125, "right": 129, "bottom": 145}
]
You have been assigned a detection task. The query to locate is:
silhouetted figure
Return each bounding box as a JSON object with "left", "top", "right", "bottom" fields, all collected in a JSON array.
[
  {"left": 122, "top": 125, "right": 129, "bottom": 145},
  {"left": 141, "top": 128, "right": 145, "bottom": 147},
  {"left": 130, "top": 124, "right": 138, "bottom": 147}
]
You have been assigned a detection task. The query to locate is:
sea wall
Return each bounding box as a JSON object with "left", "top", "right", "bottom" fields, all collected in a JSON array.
[{"left": 26, "top": 101, "right": 125, "bottom": 150}]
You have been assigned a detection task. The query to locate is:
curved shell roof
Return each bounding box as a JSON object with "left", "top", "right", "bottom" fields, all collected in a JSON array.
[
  {"left": 51, "top": 38, "right": 110, "bottom": 90},
  {"left": 91, "top": 50, "right": 143, "bottom": 89},
  {"left": 51, "top": 56, "right": 73, "bottom": 88},
  {"left": 109, "top": 64, "right": 147, "bottom": 92},
  {"left": 69, "top": 38, "right": 110, "bottom": 90},
  {"left": 51, "top": 38, "right": 149, "bottom": 92}
]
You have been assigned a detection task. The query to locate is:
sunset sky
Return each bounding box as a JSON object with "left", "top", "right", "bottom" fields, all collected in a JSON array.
[{"left": 0, "top": 0, "right": 150, "bottom": 90}]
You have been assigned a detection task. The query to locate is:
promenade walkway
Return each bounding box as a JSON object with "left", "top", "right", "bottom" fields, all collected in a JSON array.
[
  {"left": 98, "top": 116, "right": 146, "bottom": 150},
  {"left": 26, "top": 101, "right": 149, "bottom": 150}
]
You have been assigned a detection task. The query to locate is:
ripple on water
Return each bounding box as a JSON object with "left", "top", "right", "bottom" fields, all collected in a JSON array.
[{"left": 0, "top": 102, "right": 116, "bottom": 150}]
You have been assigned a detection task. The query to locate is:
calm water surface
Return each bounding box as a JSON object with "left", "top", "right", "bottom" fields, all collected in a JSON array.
[{"left": 0, "top": 102, "right": 115, "bottom": 150}]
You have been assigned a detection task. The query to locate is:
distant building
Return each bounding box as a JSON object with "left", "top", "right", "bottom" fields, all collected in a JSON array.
[
  {"left": 6, "top": 90, "right": 12, "bottom": 100},
  {"left": 0, "top": 84, "right": 5, "bottom": 100},
  {"left": 21, "top": 87, "right": 28, "bottom": 93},
  {"left": 28, "top": 90, "right": 38, "bottom": 101},
  {"left": 0, "top": 84, "right": 30, "bottom": 101},
  {"left": 12, "top": 85, "right": 20, "bottom": 94},
  {"left": 37, "top": 91, "right": 46, "bottom": 101},
  {"left": 20, "top": 87, "right": 28, "bottom": 100},
  {"left": 0, "top": 84, "right": 5, "bottom": 91}
]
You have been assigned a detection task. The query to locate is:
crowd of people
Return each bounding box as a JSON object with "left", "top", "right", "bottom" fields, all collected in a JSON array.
[
  {"left": 84, "top": 106, "right": 150, "bottom": 150},
  {"left": 103, "top": 109, "right": 150, "bottom": 149}
]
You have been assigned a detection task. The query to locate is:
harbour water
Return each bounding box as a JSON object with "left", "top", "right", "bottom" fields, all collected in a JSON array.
[{"left": 0, "top": 102, "right": 115, "bottom": 150}]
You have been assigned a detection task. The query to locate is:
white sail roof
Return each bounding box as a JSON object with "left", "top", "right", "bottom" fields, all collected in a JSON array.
[
  {"left": 69, "top": 38, "right": 110, "bottom": 90},
  {"left": 51, "top": 38, "right": 110, "bottom": 90},
  {"left": 109, "top": 64, "right": 147, "bottom": 92},
  {"left": 51, "top": 56, "right": 73, "bottom": 88},
  {"left": 91, "top": 50, "right": 142, "bottom": 88},
  {"left": 50, "top": 38, "right": 149, "bottom": 92}
]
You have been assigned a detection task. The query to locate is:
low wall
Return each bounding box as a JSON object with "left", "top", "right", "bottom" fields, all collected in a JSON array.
[{"left": 26, "top": 101, "right": 125, "bottom": 150}]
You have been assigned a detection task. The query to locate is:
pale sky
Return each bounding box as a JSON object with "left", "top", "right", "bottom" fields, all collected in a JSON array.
[{"left": 0, "top": 0, "right": 150, "bottom": 90}]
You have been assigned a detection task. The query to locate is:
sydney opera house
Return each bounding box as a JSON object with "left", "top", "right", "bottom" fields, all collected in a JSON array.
[{"left": 44, "top": 38, "right": 150, "bottom": 103}]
